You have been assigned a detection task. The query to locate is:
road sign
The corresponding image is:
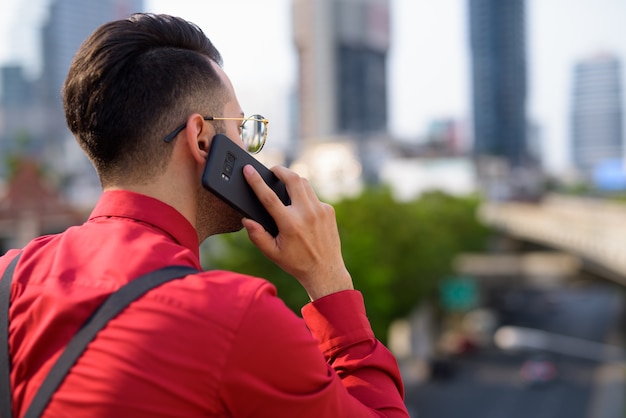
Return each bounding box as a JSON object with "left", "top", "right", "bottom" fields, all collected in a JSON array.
[{"left": 440, "top": 276, "right": 478, "bottom": 312}]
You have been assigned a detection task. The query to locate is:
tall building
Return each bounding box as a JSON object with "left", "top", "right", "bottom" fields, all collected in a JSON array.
[
  {"left": 0, "top": 0, "right": 144, "bottom": 191},
  {"left": 292, "top": 0, "right": 390, "bottom": 141},
  {"left": 468, "top": 0, "right": 528, "bottom": 169},
  {"left": 570, "top": 54, "right": 624, "bottom": 177},
  {"left": 1, "top": 0, "right": 144, "bottom": 143},
  {"left": 0, "top": 65, "right": 46, "bottom": 167},
  {"left": 0, "top": 66, "right": 33, "bottom": 107}
]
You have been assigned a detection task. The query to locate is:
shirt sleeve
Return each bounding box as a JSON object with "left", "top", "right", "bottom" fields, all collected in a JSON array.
[{"left": 218, "top": 286, "right": 409, "bottom": 418}]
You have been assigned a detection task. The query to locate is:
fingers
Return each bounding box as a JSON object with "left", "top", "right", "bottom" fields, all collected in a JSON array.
[
  {"left": 241, "top": 217, "right": 272, "bottom": 249},
  {"left": 242, "top": 165, "right": 290, "bottom": 223},
  {"left": 271, "top": 166, "right": 318, "bottom": 203},
  {"left": 243, "top": 164, "right": 318, "bottom": 226},
  {"left": 242, "top": 164, "right": 353, "bottom": 299}
]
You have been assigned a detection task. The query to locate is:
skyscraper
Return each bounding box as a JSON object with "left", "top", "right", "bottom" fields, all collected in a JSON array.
[
  {"left": 468, "top": 0, "right": 528, "bottom": 169},
  {"left": 570, "top": 54, "right": 624, "bottom": 177},
  {"left": 0, "top": 66, "right": 33, "bottom": 107},
  {"left": 293, "top": 0, "right": 390, "bottom": 141},
  {"left": 0, "top": 0, "right": 145, "bottom": 187}
]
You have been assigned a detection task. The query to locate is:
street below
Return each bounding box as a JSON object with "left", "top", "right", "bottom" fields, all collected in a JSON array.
[{"left": 404, "top": 282, "right": 625, "bottom": 417}]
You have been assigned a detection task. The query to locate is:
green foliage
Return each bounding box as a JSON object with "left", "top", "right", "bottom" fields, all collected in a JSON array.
[
  {"left": 202, "top": 186, "right": 491, "bottom": 343},
  {"left": 611, "top": 194, "right": 626, "bottom": 203},
  {"left": 334, "top": 187, "right": 490, "bottom": 340}
]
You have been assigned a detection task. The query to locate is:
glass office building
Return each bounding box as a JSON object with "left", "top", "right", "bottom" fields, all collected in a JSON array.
[
  {"left": 468, "top": 0, "right": 528, "bottom": 168},
  {"left": 571, "top": 55, "right": 624, "bottom": 176}
]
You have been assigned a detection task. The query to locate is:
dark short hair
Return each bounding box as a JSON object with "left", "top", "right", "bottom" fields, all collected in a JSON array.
[{"left": 63, "top": 13, "right": 226, "bottom": 185}]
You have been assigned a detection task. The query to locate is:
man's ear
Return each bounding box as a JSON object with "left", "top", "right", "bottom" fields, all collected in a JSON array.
[{"left": 183, "top": 113, "right": 212, "bottom": 164}]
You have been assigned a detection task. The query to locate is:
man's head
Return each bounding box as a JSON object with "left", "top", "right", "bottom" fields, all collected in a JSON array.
[
  {"left": 64, "top": 13, "right": 247, "bottom": 238},
  {"left": 63, "top": 13, "right": 227, "bottom": 186}
]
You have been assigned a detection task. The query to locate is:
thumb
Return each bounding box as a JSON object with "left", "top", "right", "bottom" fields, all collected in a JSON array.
[{"left": 242, "top": 217, "right": 275, "bottom": 253}]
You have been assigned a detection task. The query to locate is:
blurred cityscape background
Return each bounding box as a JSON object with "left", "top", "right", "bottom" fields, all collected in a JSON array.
[{"left": 0, "top": 0, "right": 624, "bottom": 417}]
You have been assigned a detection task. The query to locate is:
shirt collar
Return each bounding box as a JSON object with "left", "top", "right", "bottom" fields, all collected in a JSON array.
[{"left": 88, "top": 190, "right": 200, "bottom": 255}]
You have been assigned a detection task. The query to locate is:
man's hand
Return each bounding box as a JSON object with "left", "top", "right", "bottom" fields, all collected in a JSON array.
[{"left": 241, "top": 164, "right": 353, "bottom": 301}]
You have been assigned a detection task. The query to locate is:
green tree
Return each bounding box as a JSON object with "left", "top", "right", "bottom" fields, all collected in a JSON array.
[
  {"left": 202, "top": 186, "right": 490, "bottom": 342},
  {"left": 333, "top": 187, "right": 489, "bottom": 340}
]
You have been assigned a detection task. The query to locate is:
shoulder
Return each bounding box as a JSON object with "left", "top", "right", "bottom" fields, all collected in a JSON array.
[
  {"left": 98, "top": 269, "right": 280, "bottom": 360},
  {"left": 184, "top": 269, "right": 276, "bottom": 301},
  {"left": 139, "top": 269, "right": 277, "bottom": 324},
  {"left": 0, "top": 249, "right": 22, "bottom": 272}
]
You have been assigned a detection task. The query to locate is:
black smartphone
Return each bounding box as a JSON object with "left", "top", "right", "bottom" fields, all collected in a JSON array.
[{"left": 201, "top": 133, "right": 290, "bottom": 237}]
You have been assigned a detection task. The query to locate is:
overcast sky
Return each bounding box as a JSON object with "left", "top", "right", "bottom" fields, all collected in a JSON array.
[{"left": 1, "top": 0, "right": 625, "bottom": 174}]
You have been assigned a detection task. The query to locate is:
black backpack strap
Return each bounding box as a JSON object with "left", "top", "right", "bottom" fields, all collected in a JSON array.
[
  {"left": 1, "top": 260, "right": 198, "bottom": 418},
  {"left": 0, "top": 252, "right": 23, "bottom": 418},
  {"left": 23, "top": 264, "right": 199, "bottom": 418}
]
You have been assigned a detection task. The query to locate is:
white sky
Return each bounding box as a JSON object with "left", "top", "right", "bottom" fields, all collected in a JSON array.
[{"left": 1, "top": 0, "right": 625, "bottom": 174}]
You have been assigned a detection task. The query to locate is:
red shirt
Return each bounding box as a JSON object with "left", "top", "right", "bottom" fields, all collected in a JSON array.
[{"left": 2, "top": 190, "right": 408, "bottom": 417}]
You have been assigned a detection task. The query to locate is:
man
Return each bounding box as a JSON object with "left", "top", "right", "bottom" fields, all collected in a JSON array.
[{"left": 0, "top": 13, "right": 408, "bottom": 417}]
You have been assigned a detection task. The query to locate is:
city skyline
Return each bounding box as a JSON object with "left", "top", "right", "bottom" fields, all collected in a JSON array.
[{"left": 1, "top": 0, "right": 625, "bottom": 175}]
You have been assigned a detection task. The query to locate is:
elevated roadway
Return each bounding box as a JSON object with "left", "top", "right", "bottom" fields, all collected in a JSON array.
[{"left": 478, "top": 193, "right": 626, "bottom": 286}]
